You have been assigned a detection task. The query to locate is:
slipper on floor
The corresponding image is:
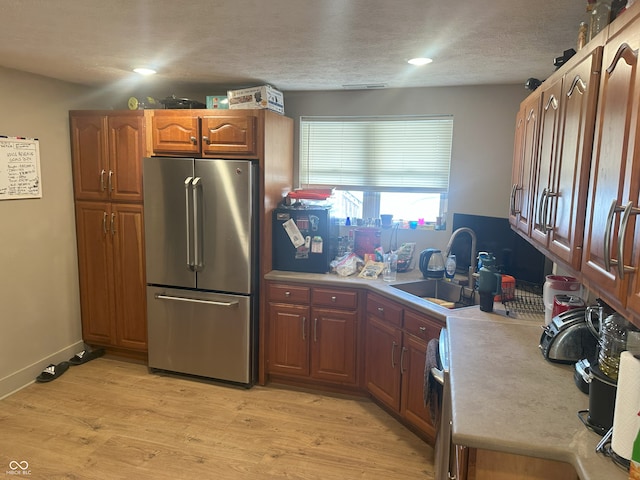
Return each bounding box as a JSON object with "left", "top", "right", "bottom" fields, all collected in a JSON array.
[
  {"left": 68, "top": 348, "right": 105, "bottom": 365},
  {"left": 36, "top": 361, "right": 70, "bottom": 383}
]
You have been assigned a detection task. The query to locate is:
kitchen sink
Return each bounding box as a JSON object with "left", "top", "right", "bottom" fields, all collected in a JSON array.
[{"left": 391, "top": 279, "right": 477, "bottom": 309}]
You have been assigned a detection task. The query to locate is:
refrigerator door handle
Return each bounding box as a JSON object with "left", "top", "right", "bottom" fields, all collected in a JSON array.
[
  {"left": 184, "top": 177, "right": 194, "bottom": 270},
  {"left": 154, "top": 293, "right": 239, "bottom": 307},
  {"left": 192, "top": 176, "right": 204, "bottom": 271}
]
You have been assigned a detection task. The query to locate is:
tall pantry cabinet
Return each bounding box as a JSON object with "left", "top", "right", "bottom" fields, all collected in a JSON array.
[{"left": 70, "top": 111, "right": 148, "bottom": 355}]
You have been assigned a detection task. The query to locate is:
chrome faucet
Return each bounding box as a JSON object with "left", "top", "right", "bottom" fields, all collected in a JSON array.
[{"left": 445, "top": 227, "right": 477, "bottom": 291}]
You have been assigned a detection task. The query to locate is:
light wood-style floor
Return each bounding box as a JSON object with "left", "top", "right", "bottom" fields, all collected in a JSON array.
[{"left": 1, "top": 357, "right": 435, "bottom": 479}]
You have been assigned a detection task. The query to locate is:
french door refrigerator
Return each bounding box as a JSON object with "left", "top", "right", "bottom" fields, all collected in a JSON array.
[{"left": 143, "top": 157, "right": 258, "bottom": 386}]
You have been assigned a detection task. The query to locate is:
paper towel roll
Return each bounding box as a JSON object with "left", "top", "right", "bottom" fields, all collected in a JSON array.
[{"left": 612, "top": 351, "right": 640, "bottom": 460}]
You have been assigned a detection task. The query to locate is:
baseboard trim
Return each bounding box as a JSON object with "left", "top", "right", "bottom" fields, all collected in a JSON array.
[{"left": 0, "top": 340, "right": 85, "bottom": 400}]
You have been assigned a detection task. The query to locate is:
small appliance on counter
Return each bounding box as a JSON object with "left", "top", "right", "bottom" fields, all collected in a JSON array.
[
  {"left": 272, "top": 205, "right": 336, "bottom": 273},
  {"left": 539, "top": 308, "right": 596, "bottom": 364},
  {"left": 419, "top": 249, "right": 445, "bottom": 279}
]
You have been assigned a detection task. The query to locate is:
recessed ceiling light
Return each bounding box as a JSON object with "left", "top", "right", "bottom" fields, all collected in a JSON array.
[
  {"left": 408, "top": 57, "right": 433, "bottom": 66},
  {"left": 133, "top": 67, "right": 157, "bottom": 76}
]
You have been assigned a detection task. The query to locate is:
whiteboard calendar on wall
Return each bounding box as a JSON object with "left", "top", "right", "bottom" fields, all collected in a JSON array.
[{"left": 0, "top": 136, "right": 42, "bottom": 200}]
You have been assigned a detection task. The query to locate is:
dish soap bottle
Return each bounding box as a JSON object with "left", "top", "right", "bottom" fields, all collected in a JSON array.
[
  {"left": 630, "top": 420, "right": 640, "bottom": 479},
  {"left": 445, "top": 254, "right": 456, "bottom": 281}
]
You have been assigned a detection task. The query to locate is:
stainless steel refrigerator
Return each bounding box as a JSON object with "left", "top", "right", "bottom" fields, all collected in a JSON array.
[{"left": 143, "top": 157, "right": 257, "bottom": 386}]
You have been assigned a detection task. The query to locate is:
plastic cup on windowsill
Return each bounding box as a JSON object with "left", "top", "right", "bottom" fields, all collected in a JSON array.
[{"left": 409, "top": 221, "right": 418, "bottom": 229}]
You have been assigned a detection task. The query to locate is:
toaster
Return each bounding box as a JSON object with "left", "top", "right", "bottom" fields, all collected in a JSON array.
[{"left": 539, "top": 308, "right": 597, "bottom": 364}]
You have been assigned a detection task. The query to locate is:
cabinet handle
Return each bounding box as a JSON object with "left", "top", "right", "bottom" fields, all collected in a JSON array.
[
  {"left": 543, "top": 190, "right": 558, "bottom": 233},
  {"left": 190, "top": 136, "right": 197, "bottom": 145},
  {"left": 604, "top": 199, "right": 623, "bottom": 273},
  {"left": 617, "top": 201, "right": 640, "bottom": 278},
  {"left": 102, "top": 212, "right": 108, "bottom": 234},
  {"left": 377, "top": 307, "right": 384, "bottom": 314},
  {"left": 544, "top": 94, "right": 558, "bottom": 112},
  {"left": 314, "top": 318, "right": 318, "bottom": 342},
  {"left": 536, "top": 188, "right": 547, "bottom": 230},
  {"left": 509, "top": 184, "right": 521, "bottom": 215},
  {"left": 100, "top": 169, "right": 106, "bottom": 191},
  {"left": 108, "top": 170, "right": 114, "bottom": 192},
  {"left": 202, "top": 135, "right": 210, "bottom": 145},
  {"left": 302, "top": 316, "right": 306, "bottom": 340},
  {"left": 391, "top": 341, "right": 397, "bottom": 369},
  {"left": 284, "top": 291, "right": 291, "bottom": 297},
  {"left": 419, "top": 326, "right": 427, "bottom": 332},
  {"left": 400, "top": 346, "right": 407, "bottom": 374},
  {"left": 331, "top": 296, "right": 337, "bottom": 302},
  {"left": 110, "top": 213, "right": 116, "bottom": 235}
]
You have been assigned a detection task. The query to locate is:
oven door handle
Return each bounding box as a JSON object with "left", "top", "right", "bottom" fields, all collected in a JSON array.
[{"left": 431, "top": 366, "right": 445, "bottom": 386}]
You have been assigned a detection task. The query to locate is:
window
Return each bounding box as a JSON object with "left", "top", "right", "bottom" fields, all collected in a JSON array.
[{"left": 299, "top": 115, "right": 453, "bottom": 221}]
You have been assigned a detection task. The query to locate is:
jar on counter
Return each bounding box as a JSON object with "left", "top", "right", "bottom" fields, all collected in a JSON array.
[{"left": 589, "top": 0, "right": 612, "bottom": 41}]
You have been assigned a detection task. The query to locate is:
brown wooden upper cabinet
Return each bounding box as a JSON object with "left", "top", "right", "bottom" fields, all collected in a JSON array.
[
  {"left": 150, "top": 110, "right": 258, "bottom": 158},
  {"left": 582, "top": 8, "right": 640, "bottom": 316},
  {"left": 70, "top": 111, "right": 146, "bottom": 203},
  {"left": 530, "top": 46, "right": 602, "bottom": 271}
]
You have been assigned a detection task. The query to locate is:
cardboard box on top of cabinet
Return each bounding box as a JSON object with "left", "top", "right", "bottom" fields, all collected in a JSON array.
[
  {"left": 206, "top": 96, "right": 229, "bottom": 109},
  {"left": 227, "top": 85, "right": 284, "bottom": 114}
]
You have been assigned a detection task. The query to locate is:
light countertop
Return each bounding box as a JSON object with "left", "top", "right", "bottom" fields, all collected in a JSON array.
[
  {"left": 447, "top": 312, "right": 627, "bottom": 480},
  {"left": 265, "top": 269, "right": 626, "bottom": 479}
]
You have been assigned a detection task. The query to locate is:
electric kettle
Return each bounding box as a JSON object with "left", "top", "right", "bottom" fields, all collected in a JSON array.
[{"left": 419, "top": 249, "right": 445, "bottom": 279}]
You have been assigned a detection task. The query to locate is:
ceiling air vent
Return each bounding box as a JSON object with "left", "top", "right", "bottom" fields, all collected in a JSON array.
[{"left": 342, "top": 83, "right": 387, "bottom": 89}]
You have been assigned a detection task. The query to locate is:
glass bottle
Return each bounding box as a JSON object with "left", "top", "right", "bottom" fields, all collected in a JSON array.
[
  {"left": 578, "top": 22, "right": 588, "bottom": 50},
  {"left": 589, "top": 0, "right": 612, "bottom": 41},
  {"left": 445, "top": 254, "right": 456, "bottom": 280}
]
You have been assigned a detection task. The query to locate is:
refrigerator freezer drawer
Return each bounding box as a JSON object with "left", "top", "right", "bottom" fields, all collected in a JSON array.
[{"left": 147, "top": 286, "right": 253, "bottom": 385}]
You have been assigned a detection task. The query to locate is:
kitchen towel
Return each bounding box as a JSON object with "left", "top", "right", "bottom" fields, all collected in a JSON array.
[
  {"left": 424, "top": 338, "right": 441, "bottom": 426},
  {"left": 611, "top": 351, "right": 640, "bottom": 460}
]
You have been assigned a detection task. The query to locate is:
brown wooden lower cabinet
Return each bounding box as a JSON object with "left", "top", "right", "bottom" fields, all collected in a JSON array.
[{"left": 463, "top": 447, "right": 578, "bottom": 480}]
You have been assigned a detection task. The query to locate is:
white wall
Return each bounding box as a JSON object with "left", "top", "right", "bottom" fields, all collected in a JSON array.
[
  {"left": 283, "top": 85, "right": 528, "bottom": 250},
  {"left": 0, "top": 67, "right": 113, "bottom": 398}
]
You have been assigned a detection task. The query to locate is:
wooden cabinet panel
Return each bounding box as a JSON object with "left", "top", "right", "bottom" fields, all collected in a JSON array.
[
  {"left": 366, "top": 293, "right": 403, "bottom": 327},
  {"left": 111, "top": 204, "right": 147, "bottom": 350},
  {"left": 404, "top": 309, "right": 440, "bottom": 341},
  {"left": 268, "top": 302, "right": 310, "bottom": 377},
  {"left": 107, "top": 114, "right": 145, "bottom": 202},
  {"left": 268, "top": 283, "right": 310, "bottom": 304},
  {"left": 400, "top": 333, "right": 434, "bottom": 438},
  {"left": 510, "top": 92, "right": 540, "bottom": 235},
  {"left": 312, "top": 287, "right": 358, "bottom": 309},
  {"left": 365, "top": 313, "right": 402, "bottom": 411},
  {"left": 202, "top": 115, "right": 257, "bottom": 157},
  {"left": 582, "top": 24, "right": 640, "bottom": 311},
  {"left": 75, "top": 201, "right": 115, "bottom": 344},
  {"left": 71, "top": 111, "right": 145, "bottom": 203},
  {"left": 547, "top": 48, "right": 601, "bottom": 269},
  {"left": 151, "top": 114, "right": 201, "bottom": 155},
  {"left": 70, "top": 115, "right": 108, "bottom": 201},
  {"left": 310, "top": 307, "right": 358, "bottom": 384}
]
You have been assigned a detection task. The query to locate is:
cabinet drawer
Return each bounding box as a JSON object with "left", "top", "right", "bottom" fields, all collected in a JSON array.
[
  {"left": 312, "top": 288, "right": 358, "bottom": 309},
  {"left": 367, "top": 293, "right": 403, "bottom": 327},
  {"left": 268, "top": 283, "right": 310, "bottom": 304},
  {"left": 404, "top": 309, "right": 441, "bottom": 342}
]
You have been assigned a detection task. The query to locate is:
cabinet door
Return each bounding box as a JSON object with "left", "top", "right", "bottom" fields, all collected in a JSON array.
[
  {"left": 107, "top": 113, "right": 145, "bottom": 202},
  {"left": 547, "top": 48, "right": 602, "bottom": 269},
  {"left": 268, "top": 303, "right": 310, "bottom": 376},
  {"left": 582, "top": 25, "right": 640, "bottom": 309},
  {"left": 202, "top": 115, "right": 258, "bottom": 157},
  {"left": 365, "top": 313, "right": 402, "bottom": 411},
  {"left": 310, "top": 307, "right": 358, "bottom": 384},
  {"left": 512, "top": 92, "right": 540, "bottom": 235},
  {"left": 400, "top": 333, "right": 435, "bottom": 438},
  {"left": 75, "top": 201, "right": 115, "bottom": 344},
  {"left": 111, "top": 203, "right": 147, "bottom": 350},
  {"left": 530, "top": 78, "right": 562, "bottom": 247},
  {"left": 70, "top": 114, "right": 109, "bottom": 201},
  {"left": 151, "top": 114, "right": 201, "bottom": 155}
]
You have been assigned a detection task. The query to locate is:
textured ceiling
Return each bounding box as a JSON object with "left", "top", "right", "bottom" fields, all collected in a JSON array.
[{"left": 0, "top": 0, "right": 588, "bottom": 92}]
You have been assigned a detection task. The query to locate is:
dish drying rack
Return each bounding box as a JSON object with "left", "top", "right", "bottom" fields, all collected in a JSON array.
[{"left": 497, "top": 278, "right": 545, "bottom": 317}]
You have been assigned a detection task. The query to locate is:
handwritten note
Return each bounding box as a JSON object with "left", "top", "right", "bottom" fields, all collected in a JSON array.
[{"left": 0, "top": 137, "right": 41, "bottom": 200}]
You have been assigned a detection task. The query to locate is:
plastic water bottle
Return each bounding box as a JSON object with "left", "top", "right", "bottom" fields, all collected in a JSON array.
[{"left": 445, "top": 254, "right": 456, "bottom": 281}]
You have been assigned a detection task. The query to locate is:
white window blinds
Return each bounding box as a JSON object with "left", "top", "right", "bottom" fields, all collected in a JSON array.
[{"left": 299, "top": 115, "right": 453, "bottom": 193}]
